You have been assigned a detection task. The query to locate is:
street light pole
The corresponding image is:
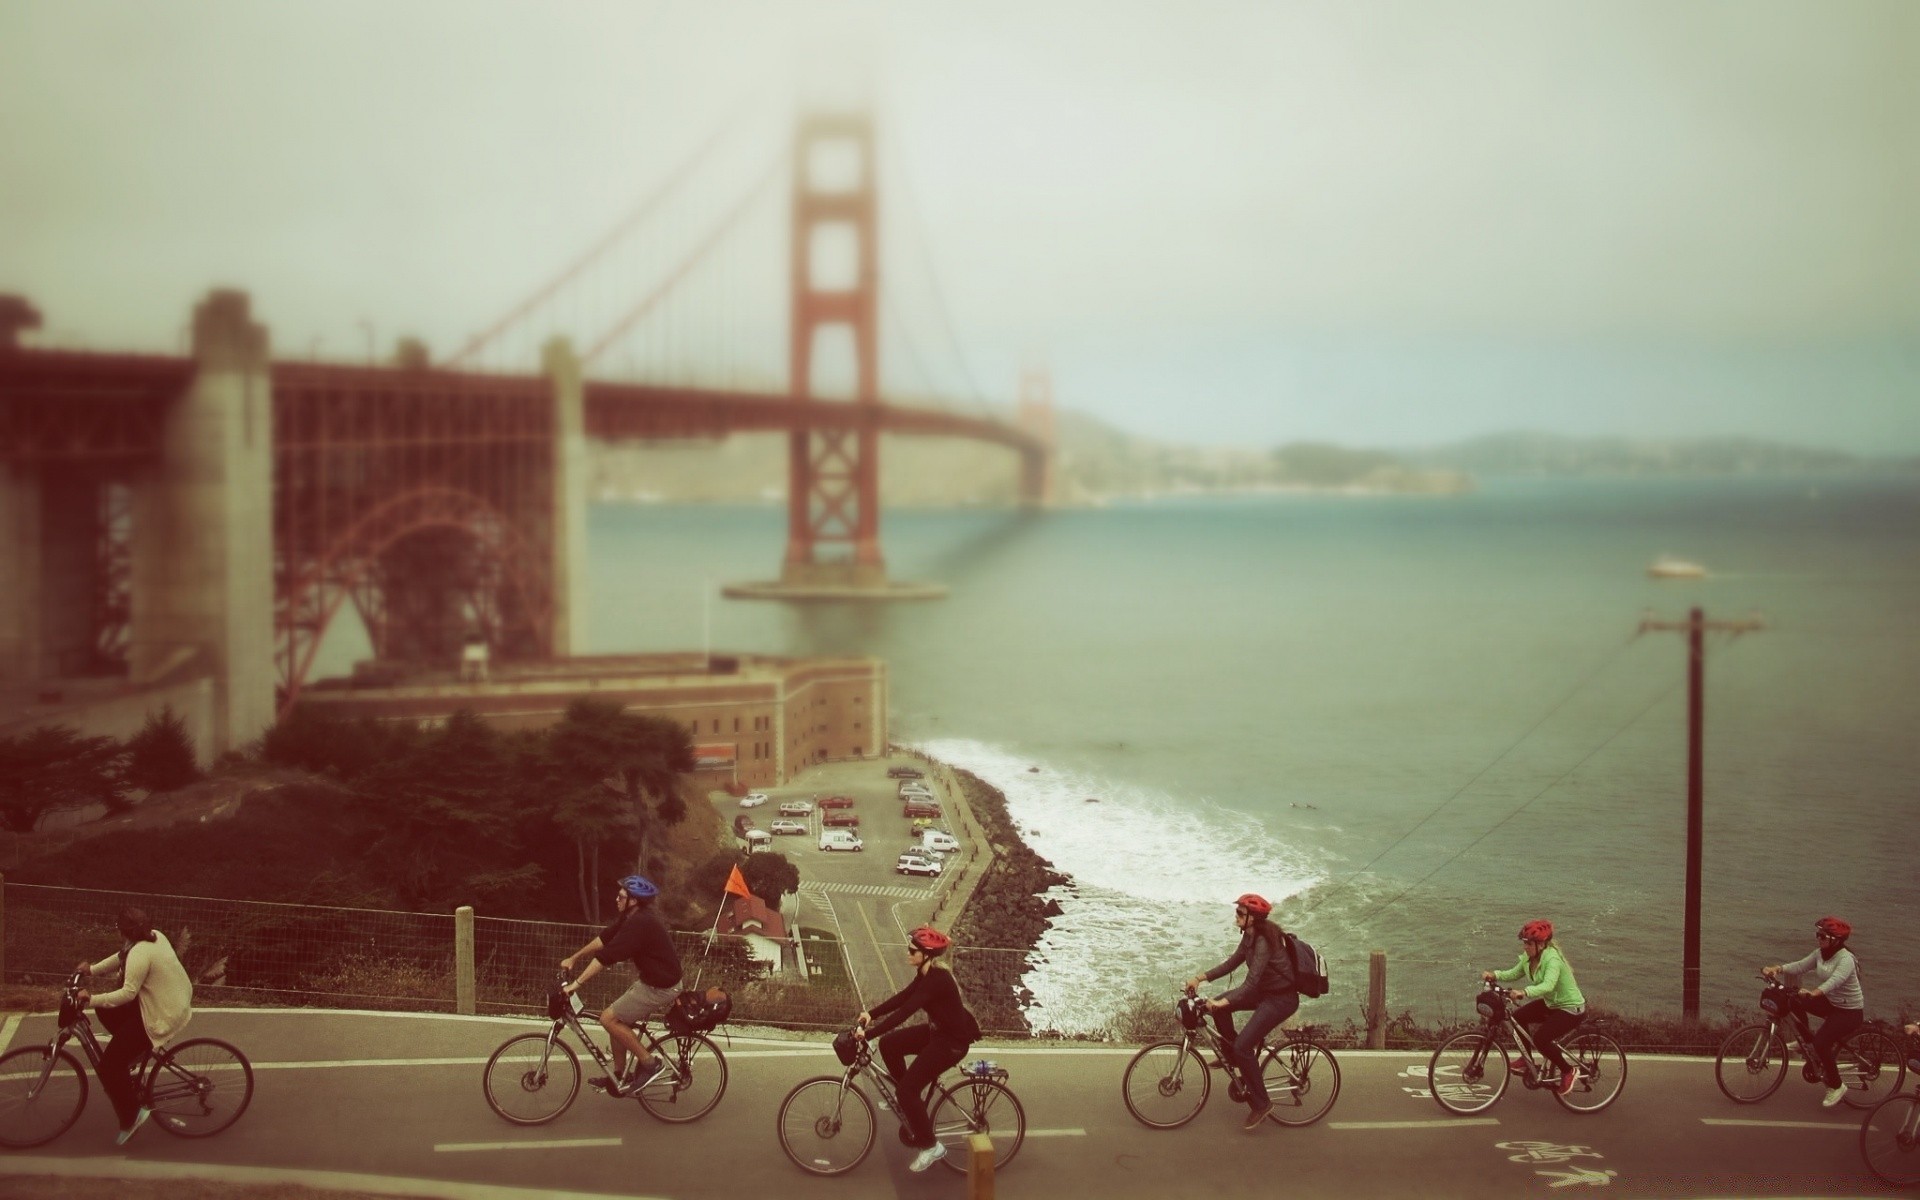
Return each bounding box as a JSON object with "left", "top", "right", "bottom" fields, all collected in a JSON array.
[{"left": 1639, "top": 606, "right": 1765, "bottom": 1022}]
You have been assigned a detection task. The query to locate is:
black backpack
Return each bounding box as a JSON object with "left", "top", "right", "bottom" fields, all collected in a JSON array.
[{"left": 1284, "top": 933, "right": 1329, "bottom": 998}]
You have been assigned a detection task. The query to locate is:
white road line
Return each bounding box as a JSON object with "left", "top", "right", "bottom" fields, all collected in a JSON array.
[
  {"left": 1024, "top": 1128, "right": 1088, "bottom": 1137},
  {"left": 435, "top": 1137, "right": 623, "bottom": 1153},
  {"left": 1330, "top": 1118, "right": 1502, "bottom": 1130},
  {"left": 0, "top": 1012, "right": 22, "bottom": 1054},
  {"left": 0, "top": 1155, "right": 658, "bottom": 1200},
  {"left": 1700, "top": 1118, "right": 1858, "bottom": 1131}
]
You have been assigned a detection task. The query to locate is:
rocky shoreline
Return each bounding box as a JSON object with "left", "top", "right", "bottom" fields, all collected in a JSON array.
[{"left": 940, "top": 764, "right": 1071, "bottom": 1035}]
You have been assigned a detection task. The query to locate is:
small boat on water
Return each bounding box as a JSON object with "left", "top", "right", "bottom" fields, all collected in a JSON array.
[{"left": 1647, "top": 555, "right": 1708, "bottom": 580}]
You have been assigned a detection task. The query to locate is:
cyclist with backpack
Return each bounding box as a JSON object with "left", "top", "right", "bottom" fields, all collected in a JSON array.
[
  {"left": 1762, "top": 915, "right": 1865, "bottom": 1108},
  {"left": 559, "top": 875, "right": 682, "bottom": 1097},
  {"left": 1484, "top": 919, "right": 1586, "bottom": 1097},
  {"left": 1184, "top": 893, "right": 1298, "bottom": 1130}
]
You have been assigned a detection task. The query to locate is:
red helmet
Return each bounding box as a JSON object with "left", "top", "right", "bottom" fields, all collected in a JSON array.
[
  {"left": 908, "top": 926, "right": 951, "bottom": 957},
  {"left": 1815, "top": 916, "right": 1852, "bottom": 941},
  {"left": 1235, "top": 894, "right": 1272, "bottom": 919},
  {"left": 1520, "top": 919, "right": 1554, "bottom": 943}
]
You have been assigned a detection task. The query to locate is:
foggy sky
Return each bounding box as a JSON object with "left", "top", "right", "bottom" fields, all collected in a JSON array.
[{"left": 3, "top": 1, "right": 1916, "bottom": 453}]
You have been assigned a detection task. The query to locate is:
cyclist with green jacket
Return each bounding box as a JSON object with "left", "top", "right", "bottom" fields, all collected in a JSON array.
[{"left": 1484, "top": 919, "right": 1586, "bottom": 1096}]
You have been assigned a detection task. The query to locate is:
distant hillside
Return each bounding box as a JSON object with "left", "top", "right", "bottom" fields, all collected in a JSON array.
[
  {"left": 589, "top": 409, "right": 1472, "bottom": 507},
  {"left": 1411, "top": 432, "right": 1893, "bottom": 477}
]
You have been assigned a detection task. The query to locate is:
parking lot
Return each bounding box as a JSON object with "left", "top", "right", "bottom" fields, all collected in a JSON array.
[{"left": 709, "top": 756, "right": 967, "bottom": 1003}]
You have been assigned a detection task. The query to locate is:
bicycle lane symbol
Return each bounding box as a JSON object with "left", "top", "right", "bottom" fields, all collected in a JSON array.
[
  {"left": 1405, "top": 1061, "right": 1492, "bottom": 1106},
  {"left": 1495, "top": 1141, "right": 1617, "bottom": 1189}
]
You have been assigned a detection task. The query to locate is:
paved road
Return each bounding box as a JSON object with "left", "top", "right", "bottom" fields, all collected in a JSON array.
[{"left": 0, "top": 1007, "right": 1890, "bottom": 1199}]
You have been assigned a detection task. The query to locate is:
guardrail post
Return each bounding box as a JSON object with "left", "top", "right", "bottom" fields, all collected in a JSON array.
[
  {"left": 455, "top": 905, "right": 475, "bottom": 1015},
  {"left": 1366, "top": 949, "right": 1387, "bottom": 1049},
  {"left": 967, "top": 1133, "right": 994, "bottom": 1199}
]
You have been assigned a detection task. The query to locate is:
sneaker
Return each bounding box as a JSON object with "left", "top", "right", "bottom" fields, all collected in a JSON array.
[
  {"left": 908, "top": 1142, "right": 947, "bottom": 1173},
  {"left": 589, "top": 1075, "right": 627, "bottom": 1097},
  {"left": 1508, "top": 1059, "right": 1529, "bottom": 1076},
  {"left": 114, "top": 1107, "right": 151, "bottom": 1147},
  {"left": 1555, "top": 1068, "right": 1578, "bottom": 1096},
  {"left": 1822, "top": 1084, "right": 1848, "bottom": 1108},
  {"left": 1242, "top": 1105, "right": 1273, "bottom": 1131},
  {"left": 628, "top": 1058, "right": 669, "bottom": 1092}
]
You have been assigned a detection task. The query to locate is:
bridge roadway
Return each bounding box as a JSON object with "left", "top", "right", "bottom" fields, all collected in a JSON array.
[{"left": 0, "top": 1007, "right": 1881, "bottom": 1199}]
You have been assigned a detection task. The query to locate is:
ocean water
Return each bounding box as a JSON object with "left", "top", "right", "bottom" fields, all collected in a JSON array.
[{"left": 586, "top": 476, "right": 1920, "bottom": 1031}]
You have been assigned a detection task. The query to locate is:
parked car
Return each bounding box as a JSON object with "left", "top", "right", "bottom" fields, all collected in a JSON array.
[
  {"left": 732, "top": 814, "right": 757, "bottom": 838},
  {"left": 920, "top": 828, "right": 959, "bottom": 854},
  {"left": 769, "top": 818, "right": 808, "bottom": 836},
  {"left": 895, "top": 852, "right": 944, "bottom": 878},
  {"left": 819, "top": 830, "right": 864, "bottom": 852},
  {"left": 898, "top": 787, "right": 936, "bottom": 803},
  {"left": 744, "top": 829, "right": 773, "bottom": 852},
  {"left": 887, "top": 766, "right": 924, "bottom": 780},
  {"left": 738, "top": 792, "right": 769, "bottom": 808},
  {"left": 816, "top": 794, "right": 857, "bottom": 809},
  {"left": 779, "top": 799, "right": 816, "bottom": 816},
  {"left": 902, "top": 799, "right": 942, "bottom": 819},
  {"left": 822, "top": 810, "right": 861, "bottom": 828}
]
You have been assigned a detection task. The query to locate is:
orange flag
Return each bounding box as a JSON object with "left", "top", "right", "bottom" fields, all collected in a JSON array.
[{"left": 724, "top": 865, "right": 752, "bottom": 899}]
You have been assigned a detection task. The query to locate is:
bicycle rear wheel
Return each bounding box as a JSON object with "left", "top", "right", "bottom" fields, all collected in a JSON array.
[
  {"left": 637, "top": 1034, "right": 727, "bottom": 1123},
  {"left": 933, "top": 1077, "right": 1026, "bottom": 1173},
  {"left": 0, "top": 1047, "right": 88, "bottom": 1148},
  {"left": 1121, "top": 1040, "right": 1210, "bottom": 1129},
  {"left": 1428, "top": 1032, "right": 1509, "bottom": 1115},
  {"left": 1835, "top": 1030, "right": 1905, "bottom": 1110},
  {"left": 1860, "top": 1093, "right": 1920, "bottom": 1187},
  {"left": 483, "top": 1031, "right": 580, "bottom": 1126},
  {"left": 778, "top": 1076, "right": 875, "bottom": 1176},
  {"left": 146, "top": 1038, "right": 254, "bottom": 1137},
  {"left": 1261, "top": 1041, "right": 1340, "bottom": 1126},
  {"left": 1553, "top": 1033, "right": 1626, "bottom": 1114},
  {"left": 1714, "top": 1024, "right": 1787, "bottom": 1103}
]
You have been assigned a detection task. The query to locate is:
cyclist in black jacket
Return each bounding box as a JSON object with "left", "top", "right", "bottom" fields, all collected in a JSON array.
[
  {"left": 560, "top": 875, "right": 683, "bottom": 1096},
  {"left": 1185, "top": 892, "right": 1298, "bottom": 1131},
  {"left": 858, "top": 926, "right": 982, "bottom": 1172}
]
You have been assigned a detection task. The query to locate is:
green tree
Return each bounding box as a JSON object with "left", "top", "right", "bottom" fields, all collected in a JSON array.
[
  {"left": 546, "top": 699, "right": 694, "bottom": 878},
  {"left": 0, "top": 724, "right": 127, "bottom": 832},
  {"left": 124, "top": 705, "right": 201, "bottom": 794},
  {"left": 741, "top": 851, "right": 800, "bottom": 912}
]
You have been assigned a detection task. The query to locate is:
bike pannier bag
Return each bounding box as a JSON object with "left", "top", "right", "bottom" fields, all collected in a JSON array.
[{"left": 663, "top": 986, "right": 732, "bottom": 1035}]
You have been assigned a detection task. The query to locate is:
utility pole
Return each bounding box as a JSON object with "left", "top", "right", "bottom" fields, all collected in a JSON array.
[{"left": 1638, "top": 606, "right": 1765, "bottom": 1022}]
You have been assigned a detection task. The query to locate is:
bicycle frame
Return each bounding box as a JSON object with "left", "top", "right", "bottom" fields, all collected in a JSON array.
[
  {"left": 1747, "top": 986, "right": 1875, "bottom": 1089},
  {"left": 542, "top": 995, "right": 693, "bottom": 1094},
  {"left": 30, "top": 977, "right": 175, "bottom": 1102}
]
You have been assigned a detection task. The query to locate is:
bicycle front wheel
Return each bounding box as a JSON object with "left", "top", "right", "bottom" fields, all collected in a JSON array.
[
  {"left": 0, "top": 1047, "right": 88, "bottom": 1148},
  {"left": 1553, "top": 1033, "right": 1626, "bottom": 1114},
  {"left": 1428, "top": 1032, "right": 1510, "bottom": 1115},
  {"left": 483, "top": 1032, "right": 580, "bottom": 1126},
  {"left": 933, "top": 1077, "right": 1026, "bottom": 1173},
  {"left": 778, "top": 1076, "right": 875, "bottom": 1176},
  {"left": 1261, "top": 1040, "right": 1340, "bottom": 1126},
  {"left": 1714, "top": 1024, "right": 1788, "bottom": 1104},
  {"left": 1860, "top": 1093, "right": 1920, "bottom": 1187},
  {"left": 146, "top": 1038, "right": 254, "bottom": 1137},
  {"left": 638, "top": 1034, "right": 727, "bottom": 1124},
  {"left": 1122, "top": 1040, "right": 1210, "bottom": 1129},
  {"left": 1836, "top": 1029, "right": 1905, "bottom": 1110}
]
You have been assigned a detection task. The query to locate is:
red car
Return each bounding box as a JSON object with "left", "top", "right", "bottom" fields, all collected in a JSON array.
[
  {"left": 816, "top": 794, "right": 856, "bottom": 809},
  {"left": 822, "top": 810, "right": 861, "bottom": 828},
  {"left": 902, "top": 800, "right": 942, "bottom": 820}
]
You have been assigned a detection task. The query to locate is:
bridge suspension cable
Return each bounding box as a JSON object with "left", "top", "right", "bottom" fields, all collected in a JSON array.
[{"left": 880, "top": 124, "right": 994, "bottom": 415}]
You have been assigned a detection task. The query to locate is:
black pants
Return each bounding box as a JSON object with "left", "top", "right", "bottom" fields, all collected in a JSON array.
[
  {"left": 879, "top": 1025, "right": 970, "bottom": 1149},
  {"left": 1209, "top": 992, "right": 1299, "bottom": 1110},
  {"left": 1513, "top": 1000, "right": 1584, "bottom": 1073},
  {"left": 94, "top": 1001, "right": 151, "bottom": 1128},
  {"left": 1790, "top": 993, "right": 1863, "bottom": 1088}
]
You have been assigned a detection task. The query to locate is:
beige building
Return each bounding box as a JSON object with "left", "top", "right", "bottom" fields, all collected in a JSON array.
[{"left": 296, "top": 652, "right": 887, "bottom": 790}]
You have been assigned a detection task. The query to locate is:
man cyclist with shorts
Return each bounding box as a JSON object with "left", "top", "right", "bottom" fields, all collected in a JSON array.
[{"left": 561, "top": 875, "right": 682, "bottom": 1096}]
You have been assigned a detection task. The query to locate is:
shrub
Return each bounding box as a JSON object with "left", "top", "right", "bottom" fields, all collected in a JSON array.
[{"left": 124, "top": 705, "right": 201, "bottom": 794}]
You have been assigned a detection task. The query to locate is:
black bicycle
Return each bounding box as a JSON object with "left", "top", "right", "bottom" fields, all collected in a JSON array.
[
  {"left": 1121, "top": 992, "right": 1341, "bottom": 1129},
  {"left": 776, "top": 1028, "right": 1026, "bottom": 1176},
  {"left": 1859, "top": 1036, "right": 1920, "bottom": 1188},
  {"left": 1427, "top": 980, "right": 1625, "bottom": 1115},
  {"left": 1713, "top": 977, "right": 1904, "bottom": 1108},
  {"left": 482, "top": 976, "right": 727, "bottom": 1125},
  {"left": 0, "top": 971, "right": 254, "bottom": 1148}
]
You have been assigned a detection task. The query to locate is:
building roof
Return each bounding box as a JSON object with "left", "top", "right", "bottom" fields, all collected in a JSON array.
[{"left": 719, "top": 892, "right": 787, "bottom": 941}]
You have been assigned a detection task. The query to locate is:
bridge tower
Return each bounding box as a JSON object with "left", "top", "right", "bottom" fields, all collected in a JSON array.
[{"left": 1017, "top": 365, "right": 1058, "bottom": 509}]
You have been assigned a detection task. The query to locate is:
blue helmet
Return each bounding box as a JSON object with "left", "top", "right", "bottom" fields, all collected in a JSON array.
[{"left": 617, "top": 875, "right": 658, "bottom": 900}]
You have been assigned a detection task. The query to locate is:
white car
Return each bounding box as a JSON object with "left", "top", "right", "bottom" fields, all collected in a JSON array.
[
  {"left": 898, "top": 784, "right": 935, "bottom": 800},
  {"left": 778, "top": 799, "right": 816, "bottom": 816},
  {"left": 819, "top": 830, "right": 864, "bottom": 852},
  {"left": 738, "top": 792, "right": 769, "bottom": 808},
  {"left": 744, "top": 829, "right": 773, "bottom": 852},
  {"left": 895, "top": 852, "right": 944, "bottom": 878},
  {"left": 769, "top": 818, "right": 808, "bottom": 836}
]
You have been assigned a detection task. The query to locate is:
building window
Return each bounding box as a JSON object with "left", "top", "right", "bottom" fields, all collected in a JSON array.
[{"left": 733, "top": 717, "right": 740, "bottom": 733}]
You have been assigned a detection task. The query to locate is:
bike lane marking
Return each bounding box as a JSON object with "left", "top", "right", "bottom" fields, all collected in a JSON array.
[
  {"left": 1699, "top": 1118, "right": 1857, "bottom": 1131},
  {"left": 0, "top": 1012, "right": 21, "bottom": 1053},
  {"left": 1331, "top": 1118, "right": 1501, "bottom": 1129},
  {"left": 436, "top": 1137, "right": 624, "bottom": 1152}
]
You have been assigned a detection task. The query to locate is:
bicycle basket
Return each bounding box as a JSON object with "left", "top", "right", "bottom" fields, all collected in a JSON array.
[
  {"left": 547, "top": 984, "right": 583, "bottom": 1021},
  {"left": 663, "top": 986, "right": 732, "bottom": 1035},
  {"left": 1177, "top": 995, "right": 1206, "bottom": 1031},
  {"left": 833, "top": 1029, "right": 862, "bottom": 1066},
  {"left": 1758, "top": 988, "right": 1789, "bottom": 1017},
  {"left": 1476, "top": 989, "right": 1507, "bottom": 1018}
]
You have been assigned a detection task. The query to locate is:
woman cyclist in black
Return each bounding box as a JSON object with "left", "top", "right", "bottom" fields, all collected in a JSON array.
[{"left": 857, "top": 926, "right": 982, "bottom": 1172}]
